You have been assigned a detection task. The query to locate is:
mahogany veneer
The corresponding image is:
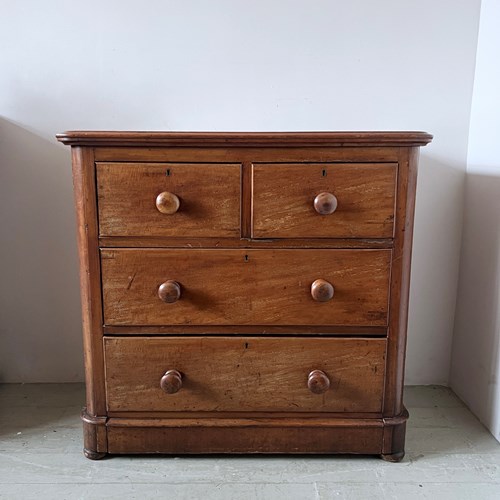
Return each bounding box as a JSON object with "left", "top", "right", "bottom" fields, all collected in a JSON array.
[{"left": 57, "top": 131, "right": 432, "bottom": 461}]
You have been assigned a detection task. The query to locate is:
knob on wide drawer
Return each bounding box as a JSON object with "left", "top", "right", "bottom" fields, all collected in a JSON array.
[
  {"left": 156, "top": 191, "right": 180, "bottom": 214},
  {"left": 311, "top": 279, "right": 334, "bottom": 302},
  {"left": 308, "top": 370, "right": 330, "bottom": 394},
  {"left": 158, "top": 280, "right": 181, "bottom": 303},
  {"left": 314, "top": 192, "right": 338, "bottom": 215},
  {"left": 160, "top": 370, "right": 183, "bottom": 394}
]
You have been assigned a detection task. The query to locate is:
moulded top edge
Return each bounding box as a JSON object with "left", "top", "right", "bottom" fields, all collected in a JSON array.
[{"left": 55, "top": 131, "right": 433, "bottom": 147}]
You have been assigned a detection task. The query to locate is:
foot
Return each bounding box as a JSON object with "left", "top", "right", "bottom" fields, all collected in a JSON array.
[
  {"left": 380, "top": 451, "right": 405, "bottom": 462},
  {"left": 84, "top": 448, "right": 107, "bottom": 460}
]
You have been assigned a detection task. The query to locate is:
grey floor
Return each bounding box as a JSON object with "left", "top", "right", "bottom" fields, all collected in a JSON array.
[{"left": 0, "top": 385, "right": 499, "bottom": 499}]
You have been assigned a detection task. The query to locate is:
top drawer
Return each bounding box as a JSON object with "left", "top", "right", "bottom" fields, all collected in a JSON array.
[
  {"left": 96, "top": 163, "right": 241, "bottom": 237},
  {"left": 252, "top": 163, "right": 397, "bottom": 239}
]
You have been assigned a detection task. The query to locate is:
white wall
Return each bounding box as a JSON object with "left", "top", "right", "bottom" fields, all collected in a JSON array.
[
  {"left": 450, "top": 0, "right": 500, "bottom": 441},
  {"left": 0, "top": 0, "right": 480, "bottom": 383}
]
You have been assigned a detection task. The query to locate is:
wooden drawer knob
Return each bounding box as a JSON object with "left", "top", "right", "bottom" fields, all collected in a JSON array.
[
  {"left": 160, "top": 370, "right": 182, "bottom": 394},
  {"left": 311, "top": 279, "right": 334, "bottom": 302},
  {"left": 314, "top": 192, "right": 338, "bottom": 215},
  {"left": 158, "top": 280, "right": 181, "bottom": 303},
  {"left": 156, "top": 191, "right": 180, "bottom": 214},
  {"left": 308, "top": 370, "right": 330, "bottom": 394}
]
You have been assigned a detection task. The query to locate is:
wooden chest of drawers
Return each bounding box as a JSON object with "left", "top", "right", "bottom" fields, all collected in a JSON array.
[{"left": 57, "top": 131, "right": 432, "bottom": 461}]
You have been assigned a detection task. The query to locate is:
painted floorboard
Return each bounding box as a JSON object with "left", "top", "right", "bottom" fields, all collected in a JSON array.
[{"left": 0, "top": 384, "right": 499, "bottom": 499}]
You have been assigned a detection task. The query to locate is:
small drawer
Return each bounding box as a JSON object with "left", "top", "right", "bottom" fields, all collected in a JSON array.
[
  {"left": 96, "top": 162, "right": 241, "bottom": 237},
  {"left": 252, "top": 163, "right": 397, "bottom": 239},
  {"left": 104, "top": 336, "right": 386, "bottom": 413},
  {"left": 101, "top": 248, "right": 391, "bottom": 327}
]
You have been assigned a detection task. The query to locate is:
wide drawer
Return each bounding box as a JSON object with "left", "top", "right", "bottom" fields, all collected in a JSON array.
[
  {"left": 101, "top": 249, "right": 391, "bottom": 326},
  {"left": 104, "top": 337, "right": 386, "bottom": 412},
  {"left": 96, "top": 162, "right": 241, "bottom": 237},
  {"left": 252, "top": 163, "right": 397, "bottom": 238}
]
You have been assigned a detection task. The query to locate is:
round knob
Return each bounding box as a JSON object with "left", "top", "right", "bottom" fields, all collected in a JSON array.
[
  {"left": 311, "top": 279, "right": 334, "bottom": 302},
  {"left": 314, "top": 192, "right": 338, "bottom": 215},
  {"left": 156, "top": 191, "right": 180, "bottom": 214},
  {"left": 160, "top": 370, "right": 182, "bottom": 394},
  {"left": 158, "top": 280, "right": 181, "bottom": 303},
  {"left": 308, "top": 370, "right": 330, "bottom": 394}
]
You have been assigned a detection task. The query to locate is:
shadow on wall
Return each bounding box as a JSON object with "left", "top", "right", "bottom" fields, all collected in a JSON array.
[
  {"left": 0, "top": 118, "right": 83, "bottom": 382},
  {"left": 451, "top": 171, "right": 500, "bottom": 441},
  {"left": 406, "top": 152, "right": 466, "bottom": 385}
]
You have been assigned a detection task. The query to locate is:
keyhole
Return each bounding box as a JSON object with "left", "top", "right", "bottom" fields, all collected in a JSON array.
[
  {"left": 244, "top": 254, "right": 249, "bottom": 262},
  {"left": 322, "top": 169, "right": 327, "bottom": 177},
  {"left": 166, "top": 169, "right": 171, "bottom": 177}
]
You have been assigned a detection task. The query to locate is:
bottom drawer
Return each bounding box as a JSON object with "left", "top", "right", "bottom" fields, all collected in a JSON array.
[{"left": 104, "top": 337, "right": 386, "bottom": 413}]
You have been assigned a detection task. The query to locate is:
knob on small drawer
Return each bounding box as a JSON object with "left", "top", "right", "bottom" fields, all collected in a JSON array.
[
  {"left": 160, "top": 370, "right": 183, "bottom": 394},
  {"left": 158, "top": 280, "right": 181, "bottom": 303},
  {"left": 308, "top": 370, "right": 330, "bottom": 394},
  {"left": 314, "top": 192, "right": 338, "bottom": 215},
  {"left": 311, "top": 279, "right": 334, "bottom": 302},
  {"left": 156, "top": 191, "right": 180, "bottom": 214}
]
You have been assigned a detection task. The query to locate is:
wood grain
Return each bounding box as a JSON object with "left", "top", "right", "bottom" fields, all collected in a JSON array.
[
  {"left": 107, "top": 416, "right": 384, "bottom": 427},
  {"left": 310, "top": 279, "right": 335, "bottom": 302},
  {"left": 240, "top": 161, "right": 253, "bottom": 238},
  {"left": 56, "top": 130, "right": 433, "bottom": 147},
  {"left": 252, "top": 163, "right": 397, "bottom": 238},
  {"left": 102, "top": 325, "right": 388, "bottom": 335},
  {"left": 96, "top": 162, "right": 241, "bottom": 237},
  {"left": 81, "top": 410, "right": 107, "bottom": 459},
  {"left": 313, "top": 192, "right": 338, "bottom": 215},
  {"left": 157, "top": 280, "right": 181, "bottom": 303},
  {"left": 71, "top": 147, "right": 106, "bottom": 417},
  {"left": 98, "top": 236, "right": 394, "bottom": 249},
  {"left": 93, "top": 146, "right": 400, "bottom": 163},
  {"left": 106, "top": 419, "right": 384, "bottom": 454},
  {"left": 58, "top": 130, "right": 431, "bottom": 459},
  {"left": 307, "top": 370, "right": 331, "bottom": 394},
  {"left": 155, "top": 191, "right": 180, "bottom": 214},
  {"left": 105, "top": 410, "right": 407, "bottom": 456},
  {"left": 104, "top": 336, "right": 386, "bottom": 412},
  {"left": 105, "top": 410, "right": 383, "bottom": 419},
  {"left": 100, "top": 249, "right": 392, "bottom": 326},
  {"left": 383, "top": 147, "right": 419, "bottom": 417},
  {"left": 160, "top": 370, "right": 183, "bottom": 394}
]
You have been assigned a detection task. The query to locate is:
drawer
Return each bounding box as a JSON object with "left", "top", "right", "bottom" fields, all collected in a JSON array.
[
  {"left": 96, "top": 162, "right": 241, "bottom": 237},
  {"left": 101, "top": 249, "right": 391, "bottom": 326},
  {"left": 104, "top": 337, "right": 386, "bottom": 412},
  {"left": 252, "top": 163, "right": 397, "bottom": 238}
]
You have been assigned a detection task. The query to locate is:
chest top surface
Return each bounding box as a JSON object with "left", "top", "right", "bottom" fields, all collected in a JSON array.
[{"left": 56, "top": 130, "right": 432, "bottom": 147}]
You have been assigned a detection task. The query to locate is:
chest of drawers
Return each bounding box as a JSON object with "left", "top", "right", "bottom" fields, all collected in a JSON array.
[{"left": 57, "top": 131, "right": 432, "bottom": 461}]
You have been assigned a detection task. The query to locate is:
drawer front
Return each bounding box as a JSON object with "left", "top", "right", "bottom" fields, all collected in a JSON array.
[
  {"left": 104, "top": 337, "right": 386, "bottom": 412},
  {"left": 252, "top": 163, "right": 397, "bottom": 238},
  {"left": 96, "top": 162, "right": 241, "bottom": 237},
  {"left": 101, "top": 249, "right": 391, "bottom": 326}
]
